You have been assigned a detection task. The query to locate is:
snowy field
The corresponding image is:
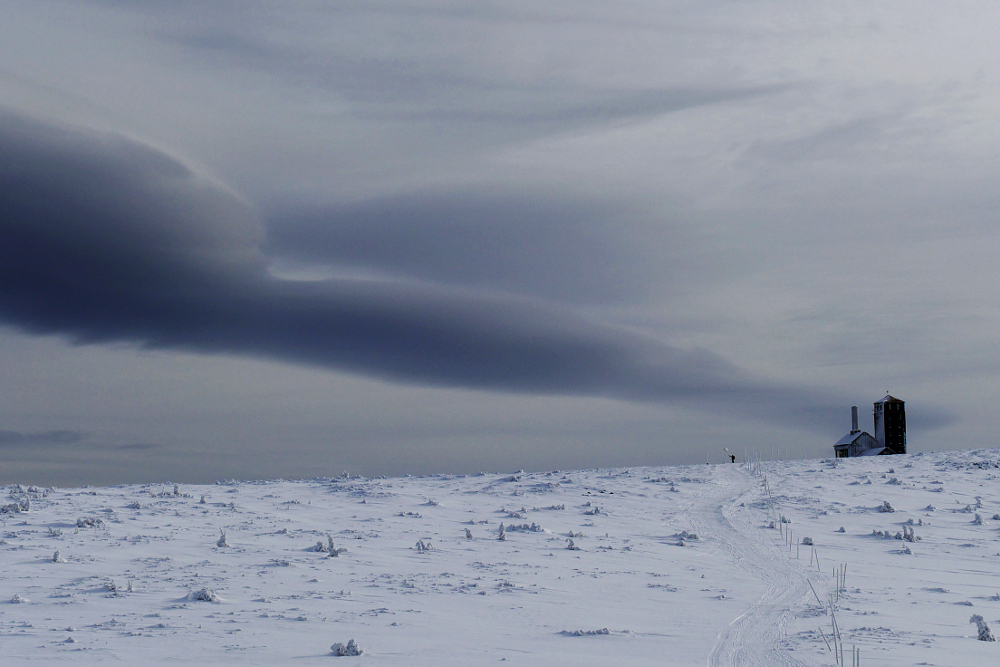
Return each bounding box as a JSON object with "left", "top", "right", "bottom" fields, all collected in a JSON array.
[{"left": 3, "top": 449, "right": 1000, "bottom": 665}]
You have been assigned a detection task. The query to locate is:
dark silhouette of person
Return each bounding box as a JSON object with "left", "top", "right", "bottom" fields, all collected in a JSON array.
[{"left": 730, "top": 454, "right": 736, "bottom": 463}]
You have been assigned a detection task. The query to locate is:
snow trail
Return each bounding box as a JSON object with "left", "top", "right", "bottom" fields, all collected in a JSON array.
[{"left": 689, "top": 465, "right": 818, "bottom": 667}]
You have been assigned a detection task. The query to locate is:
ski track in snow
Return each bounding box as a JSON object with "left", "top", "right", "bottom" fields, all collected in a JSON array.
[{"left": 693, "top": 466, "right": 812, "bottom": 667}]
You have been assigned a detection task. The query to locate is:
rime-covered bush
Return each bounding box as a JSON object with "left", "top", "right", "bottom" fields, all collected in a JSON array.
[
  {"left": 330, "top": 639, "right": 363, "bottom": 656},
  {"left": 216, "top": 529, "right": 229, "bottom": 547},
  {"left": 327, "top": 536, "right": 348, "bottom": 556},
  {"left": 971, "top": 614, "right": 996, "bottom": 641},
  {"left": 190, "top": 588, "right": 222, "bottom": 602},
  {"left": 878, "top": 501, "right": 894, "bottom": 513},
  {"left": 506, "top": 522, "right": 544, "bottom": 533},
  {"left": 1, "top": 502, "right": 22, "bottom": 515},
  {"left": 560, "top": 628, "right": 610, "bottom": 636}
]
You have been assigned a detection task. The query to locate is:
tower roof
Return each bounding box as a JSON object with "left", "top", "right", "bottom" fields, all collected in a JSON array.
[{"left": 876, "top": 394, "right": 903, "bottom": 404}]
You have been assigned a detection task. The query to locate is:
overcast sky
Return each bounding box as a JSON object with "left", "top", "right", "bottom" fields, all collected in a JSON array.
[{"left": 1, "top": 1, "right": 996, "bottom": 485}]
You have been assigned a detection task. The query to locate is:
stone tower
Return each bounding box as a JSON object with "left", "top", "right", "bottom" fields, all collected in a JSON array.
[{"left": 873, "top": 394, "right": 906, "bottom": 455}]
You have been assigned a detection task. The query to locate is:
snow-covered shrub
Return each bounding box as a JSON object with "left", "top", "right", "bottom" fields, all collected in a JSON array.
[
  {"left": 465, "top": 528, "right": 473, "bottom": 539},
  {"left": 497, "top": 524, "right": 506, "bottom": 541},
  {"left": 801, "top": 537, "right": 813, "bottom": 545},
  {"left": 971, "top": 614, "right": 996, "bottom": 641},
  {"left": 10, "top": 594, "right": 26, "bottom": 603},
  {"left": 52, "top": 550, "right": 63, "bottom": 563},
  {"left": 0, "top": 502, "right": 22, "bottom": 515},
  {"left": 216, "top": 529, "right": 229, "bottom": 547},
  {"left": 48, "top": 527, "right": 62, "bottom": 537},
  {"left": 973, "top": 514, "right": 984, "bottom": 525},
  {"left": 415, "top": 539, "right": 432, "bottom": 552},
  {"left": 190, "top": 588, "right": 222, "bottom": 602},
  {"left": 327, "top": 537, "right": 348, "bottom": 556},
  {"left": 506, "top": 522, "right": 544, "bottom": 532},
  {"left": 330, "top": 639, "right": 363, "bottom": 656},
  {"left": 560, "top": 628, "right": 610, "bottom": 636},
  {"left": 878, "top": 501, "right": 894, "bottom": 513},
  {"left": 76, "top": 516, "right": 104, "bottom": 528},
  {"left": 836, "top": 527, "right": 845, "bottom": 533},
  {"left": 583, "top": 506, "right": 602, "bottom": 516},
  {"left": 566, "top": 539, "right": 580, "bottom": 550}
]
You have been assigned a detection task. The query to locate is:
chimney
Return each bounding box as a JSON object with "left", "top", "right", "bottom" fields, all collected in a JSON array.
[{"left": 851, "top": 406, "right": 859, "bottom": 433}]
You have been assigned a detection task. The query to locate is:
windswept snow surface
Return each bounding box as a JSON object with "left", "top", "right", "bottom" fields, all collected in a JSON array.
[{"left": 3, "top": 450, "right": 1000, "bottom": 665}]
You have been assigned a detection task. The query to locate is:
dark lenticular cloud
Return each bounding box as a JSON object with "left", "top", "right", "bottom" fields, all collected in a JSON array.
[{"left": 0, "top": 110, "right": 852, "bottom": 431}]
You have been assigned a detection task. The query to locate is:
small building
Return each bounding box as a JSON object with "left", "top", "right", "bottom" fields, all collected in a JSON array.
[{"left": 833, "top": 405, "right": 888, "bottom": 458}]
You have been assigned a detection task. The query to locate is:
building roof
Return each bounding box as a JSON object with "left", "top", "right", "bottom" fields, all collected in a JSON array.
[
  {"left": 834, "top": 431, "right": 872, "bottom": 447},
  {"left": 857, "top": 447, "right": 888, "bottom": 456},
  {"left": 876, "top": 394, "right": 904, "bottom": 404}
]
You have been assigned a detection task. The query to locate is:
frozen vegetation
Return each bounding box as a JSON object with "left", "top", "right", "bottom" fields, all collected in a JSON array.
[{"left": 2, "top": 449, "right": 1000, "bottom": 664}]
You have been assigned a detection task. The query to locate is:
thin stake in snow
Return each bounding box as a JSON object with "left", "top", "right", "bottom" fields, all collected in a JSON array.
[
  {"left": 807, "top": 579, "right": 823, "bottom": 607},
  {"left": 818, "top": 626, "right": 833, "bottom": 652}
]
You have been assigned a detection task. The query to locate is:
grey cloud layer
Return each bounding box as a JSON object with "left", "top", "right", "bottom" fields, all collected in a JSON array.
[
  {"left": 267, "top": 191, "right": 672, "bottom": 304},
  {"left": 0, "top": 111, "right": 857, "bottom": 431},
  {"left": 0, "top": 430, "right": 87, "bottom": 446}
]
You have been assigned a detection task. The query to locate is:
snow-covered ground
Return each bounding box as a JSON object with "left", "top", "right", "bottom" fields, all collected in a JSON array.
[{"left": 3, "top": 449, "right": 1000, "bottom": 665}]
